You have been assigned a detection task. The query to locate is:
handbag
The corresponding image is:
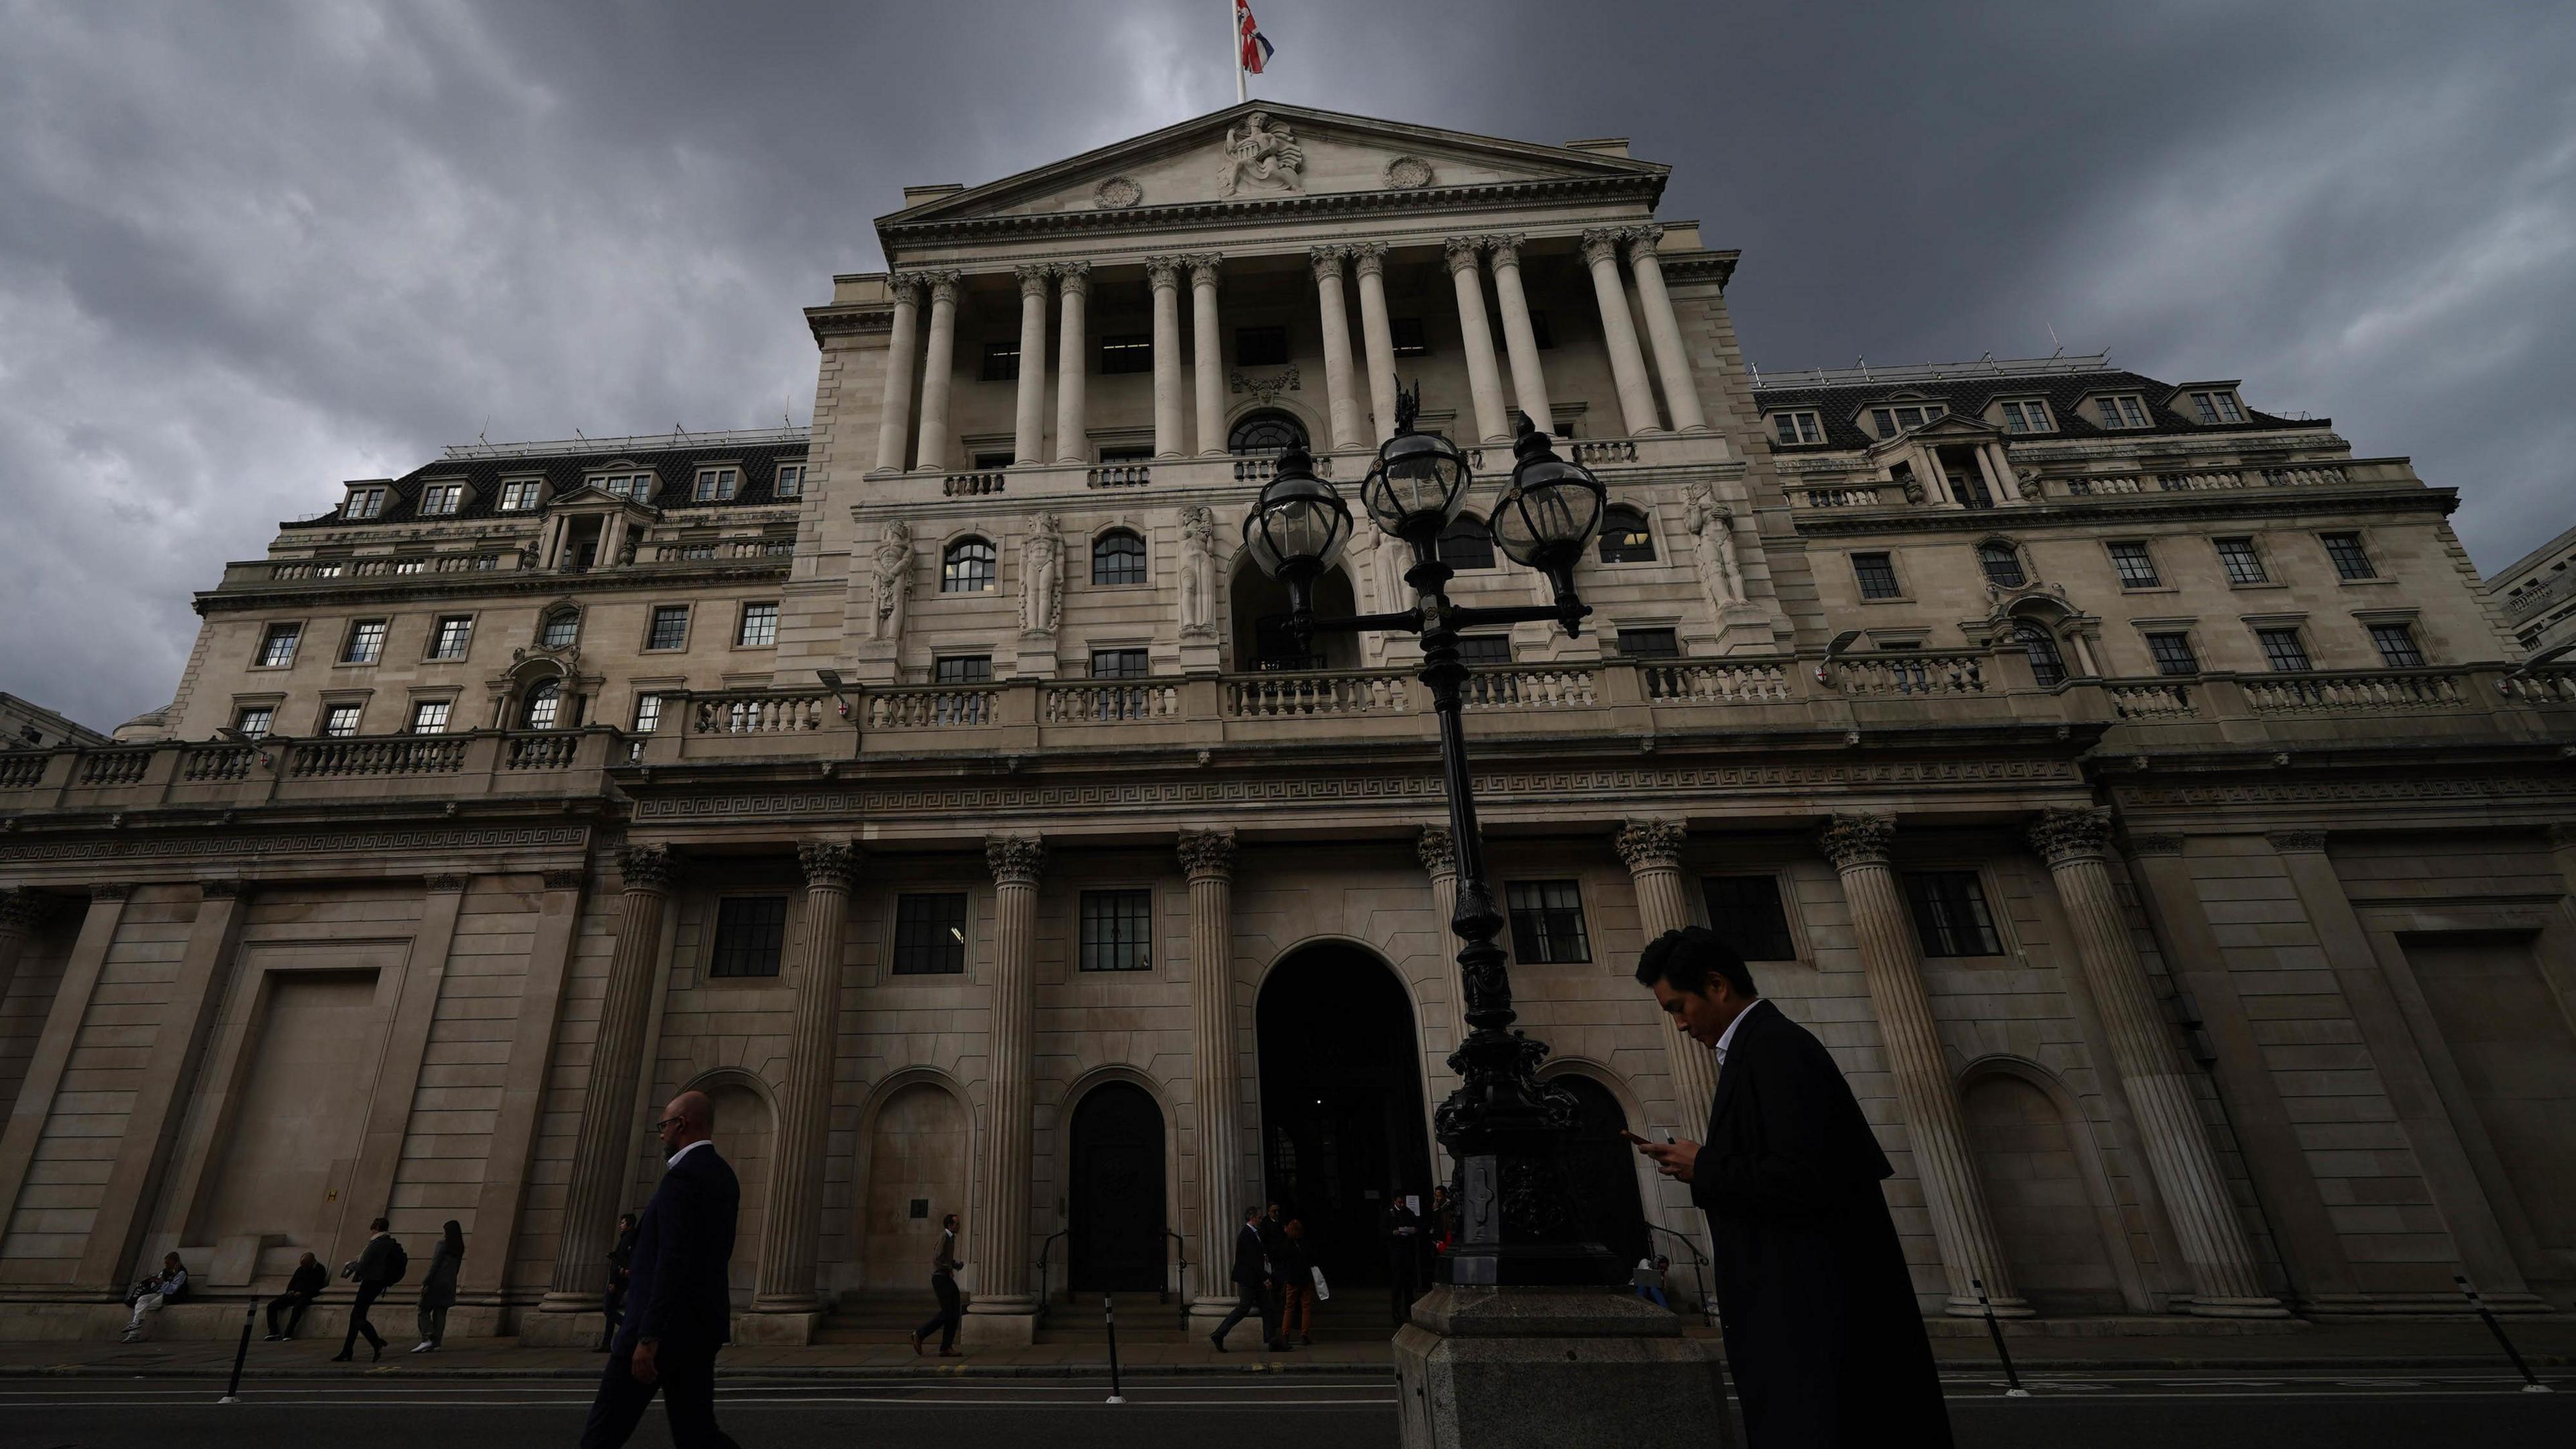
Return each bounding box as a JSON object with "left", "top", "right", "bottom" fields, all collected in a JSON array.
[{"left": 1310, "top": 1265, "right": 1331, "bottom": 1302}]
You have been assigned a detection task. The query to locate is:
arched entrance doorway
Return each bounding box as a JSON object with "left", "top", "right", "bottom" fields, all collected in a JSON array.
[
  {"left": 1554, "top": 1074, "right": 1650, "bottom": 1271},
  {"left": 1068, "top": 1082, "right": 1167, "bottom": 1293},
  {"left": 859, "top": 1081, "right": 971, "bottom": 1294},
  {"left": 1256, "top": 945, "right": 1435, "bottom": 1291},
  {"left": 702, "top": 1079, "right": 773, "bottom": 1309}
]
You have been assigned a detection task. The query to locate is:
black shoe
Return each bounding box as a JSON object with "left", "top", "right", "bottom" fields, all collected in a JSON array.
[
  {"left": 329, "top": 1352, "right": 352, "bottom": 1362},
  {"left": 262, "top": 1334, "right": 282, "bottom": 1342},
  {"left": 1209, "top": 1333, "right": 1226, "bottom": 1352},
  {"left": 370, "top": 1342, "right": 382, "bottom": 1362}
]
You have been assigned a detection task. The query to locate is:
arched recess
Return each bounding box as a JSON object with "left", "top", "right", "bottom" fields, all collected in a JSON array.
[
  {"left": 851, "top": 1071, "right": 975, "bottom": 1296},
  {"left": 494, "top": 653, "right": 580, "bottom": 731},
  {"left": 1537, "top": 1062, "right": 1654, "bottom": 1270},
  {"left": 1957, "top": 1056, "right": 2150, "bottom": 1315},
  {"left": 1228, "top": 556, "right": 1360, "bottom": 671},
  {"left": 1064, "top": 1077, "right": 1172, "bottom": 1293},
  {"left": 1226, "top": 405, "right": 1313, "bottom": 455},
  {"left": 680, "top": 1066, "right": 780, "bottom": 1309}
]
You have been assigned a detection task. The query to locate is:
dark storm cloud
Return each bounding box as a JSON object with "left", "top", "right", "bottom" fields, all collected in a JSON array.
[{"left": 2, "top": 1, "right": 2569, "bottom": 728}]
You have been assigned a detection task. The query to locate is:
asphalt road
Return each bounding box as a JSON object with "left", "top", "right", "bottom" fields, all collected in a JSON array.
[{"left": 7, "top": 1370, "right": 2570, "bottom": 1447}]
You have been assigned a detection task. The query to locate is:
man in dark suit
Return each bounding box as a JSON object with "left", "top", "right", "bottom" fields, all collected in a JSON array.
[
  {"left": 1634, "top": 927, "right": 1951, "bottom": 1448},
  {"left": 1207, "top": 1204, "right": 1271, "bottom": 1352},
  {"left": 580, "top": 1089, "right": 742, "bottom": 1449}
]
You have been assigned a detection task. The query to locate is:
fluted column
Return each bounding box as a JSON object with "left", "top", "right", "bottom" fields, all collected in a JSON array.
[
  {"left": 1444, "top": 237, "right": 1512, "bottom": 443},
  {"left": 1148, "top": 256, "right": 1185, "bottom": 459},
  {"left": 543, "top": 845, "right": 677, "bottom": 1312},
  {"left": 1486, "top": 234, "right": 1554, "bottom": 435},
  {"left": 873, "top": 273, "right": 922, "bottom": 472},
  {"left": 1623, "top": 225, "right": 1707, "bottom": 433},
  {"left": 1417, "top": 828, "right": 1467, "bottom": 1055},
  {"left": 973, "top": 836, "right": 1046, "bottom": 1318},
  {"left": 912, "top": 270, "right": 963, "bottom": 472},
  {"left": 1352, "top": 244, "right": 1399, "bottom": 442},
  {"left": 1581, "top": 228, "right": 1662, "bottom": 437},
  {"left": 1310, "top": 246, "right": 1364, "bottom": 451},
  {"left": 0, "top": 889, "right": 48, "bottom": 1007},
  {"left": 1053, "top": 263, "right": 1090, "bottom": 464},
  {"left": 1614, "top": 822, "right": 1716, "bottom": 1132},
  {"left": 1189, "top": 255, "right": 1226, "bottom": 456},
  {"left": 2032, "top": 810, "right": 2285, "bottom": 1317},
  {"left": 1817, "top": 814, "right": 2028, "bottom": 1317},
  {"left": 754, "top": 842, "right": 859, "bottom": 1316},
  {"left": 1179, "top": 830, "right": 1242, "bottom": 1311},
  {"left": 1010, "top": 266, "right": 1051, "bottom": 465}
]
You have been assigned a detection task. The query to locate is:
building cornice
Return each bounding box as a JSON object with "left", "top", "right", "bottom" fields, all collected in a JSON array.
[
  {"left": 879, "top": 174, "right": 1666, "bottom": 250},
  {"left": 1787, "top": 484, "right": 2458, "bottom": 537},
  {"left": 193, "top": 559, "right": 794, "bottom": 616}
]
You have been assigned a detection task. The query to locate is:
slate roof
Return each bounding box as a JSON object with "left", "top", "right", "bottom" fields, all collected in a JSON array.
[
  {"left": 1748, "top": 364, "right": 2328, "bottom": 453},
  {"left": 284, "top": 437, "right": 811, "bottom": 530}
]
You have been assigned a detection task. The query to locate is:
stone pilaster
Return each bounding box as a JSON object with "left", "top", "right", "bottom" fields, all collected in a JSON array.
[
  {"left": 1053, "top": 263, "right": 1090, "bottom": 464},
  {"left": 1352, "top": 244, "right": 1399, "bottom": 442},
  {"left": 1485, "top": 235, "right": 1554, "bottom": 435},
  {"left": 1622, "top": 225, "right": 1706, "bottom": 433},
  {"left": 753, "top": 841, "right": 860, "bottom": 1326},
  {"left": 912, "top": 270, "right": 963, "bottom": 472},
  {"left": 1580, "top": 228, "right": 1662, "bottom": 437},
  {"left": 1010, "top": 266, "right": 1052, "bottom": 465},
  {"left": 1614, "top": 820, "right": 1715, "bottom": 1132},
  {"left": 0, "top": 888, "right": 51, "bottom": 1009},
  {"left": 1148, "top": 257, "right": 1186, "bottom": 458},
  {"left": 1443, "top": 237, "right": 1511, "bottom": 442},
  {"left": 1817, "top": 813, "right": 2029, "bottom": 1316},
  {"left": 967, "top": 835, "right": 1045, "bottom": 1341},
  {"left": 1188, "top": 255, "right": 1226, "bottom": 456},
  {"left": 1418, "top": 826, "right": 1466, "bottom": 1057},
  {"left": 1309, "top": 245, "right": 1364, "bottom": 451},
  {"left": 1178, "top": 829, "right": 1242, "bottom": 1314},
  {"left": 874, "top": 272, "right": 922, "bottom": 472}
]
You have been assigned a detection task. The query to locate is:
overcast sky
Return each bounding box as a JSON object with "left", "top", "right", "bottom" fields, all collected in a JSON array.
[{"left": 4, "top": 1, "right": 2571, "bottom": 731}]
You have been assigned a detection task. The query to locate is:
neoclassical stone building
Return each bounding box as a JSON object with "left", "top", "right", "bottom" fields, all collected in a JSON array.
[{"left": 3, "top": 103, "right": 2573, "bottom": 1345}]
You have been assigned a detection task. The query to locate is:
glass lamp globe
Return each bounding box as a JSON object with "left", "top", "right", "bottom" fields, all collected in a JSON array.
[
  {"left": 1487, "top": 417, "right": 1606, "bottom": 576},
  {"left": 1360, "top": 427, "right": 1472, "bottom": 547},
  {"left": 1240, "top": 445, "right": 1352, "bottom": 582}
]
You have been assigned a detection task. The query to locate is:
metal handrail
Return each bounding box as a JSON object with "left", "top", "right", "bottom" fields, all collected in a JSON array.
[
  {"left": 1645, "top": 1222, "right": 1717, "bottom": 1328},
  {"left": 1032, "top": 1230, "right": 1067, "bottom": 1328},
  {"left": 1164, "top": 1230, "right": 1189, "bottom": 1330}
]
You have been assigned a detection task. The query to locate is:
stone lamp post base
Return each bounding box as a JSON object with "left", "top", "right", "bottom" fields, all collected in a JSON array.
[{"left": 1393, "top": 1285, "right": 1735, "bottom": 1449}]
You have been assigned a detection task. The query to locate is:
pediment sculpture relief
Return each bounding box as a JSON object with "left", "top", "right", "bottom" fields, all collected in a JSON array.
[{"left": 1216, "top": 112, "right": 1305, "bottom": 199}]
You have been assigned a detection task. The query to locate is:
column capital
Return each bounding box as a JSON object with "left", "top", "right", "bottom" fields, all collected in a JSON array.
[
  {"left": 1621, "top": 223, "right": 1668, "bottom": 258},
  {"left": 2267, "top": 829, "right": 2328, "bottom": 854},
  {"left": 1177, "top": 828, "right": 1238, "bottom": 883},
  {"left": 1416, "top": 825, "right": 1458, "bottom": 879},
  {"left": 89, "top": 881, "right": 133, "bottom": 903},
  {"left": 1484, "top": 233, "right": 1529, "bottom": 269},
  {"left": 424, "top": 873, "right": 472, "bottom": 894},
  {"left": 2029, "top": 807, "right": 2114, "bottom": 866},
  {"left": 1613, "top": 819, "right": 1687, "bottom": 872},
  {"left": 1351, "top": 241, "right": 1387, "bottom": 278},
  {"left": 540, "top": 867, "right": 588, "bottom": 891},
  {"left": 1307, "top": 244, "right": 1350, "bottom": 278},
  {"left": 616, "top": 843, "right": 678, "bottom": 892},
  {"left": 1579, "top": 227, "right": 1625, "bottom": 266},
  {"left": 1442, "top": 236, "right": 1485, "bottom": 274},
  {"left": 1144, "top": 255, "right": 1185, "bottom": 290},
  {"left": 0, "top": 888, "right": 54, "bottom": 932},
  {"left": 2125, "top": 833, "right": 2186, "bottom": 858},
  {"left": 923, "top": 269, "right": 963, "bottom": 305},
  {"left": 198, "top": 879, "right": 248, "bottom": 900},
  {"left": 985, "top": 835, "right": 1046, "bottom": 887},
  {"left": 2548, "top": 822, "right": 2576, "bottom": 849},
  {"left": 1014, "top": 264, "right": 1053, "bottom": 297},
  {"left": 1185, "top": 253, "right": 1224, "bottom": 284},
  {"left": 1817, "top": 812, "right": 1896, "bottom": 869},
  {"left": 798, "top": 841, "right": 862, "bottom": 889},
  {"left": 1052, "top": 260, "right": 1091, "bottom": 296},
  {"left": 886, "top": 271, "right": 924, "bottom": 301}
]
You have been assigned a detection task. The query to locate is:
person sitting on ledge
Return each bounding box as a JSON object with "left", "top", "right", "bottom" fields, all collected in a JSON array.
[
  {"left": 122, "top": 1252, "right": 189, "bottom": 1343},
  {"left": 266, "top": 1252, "right": 328, "bottom": 1340}
]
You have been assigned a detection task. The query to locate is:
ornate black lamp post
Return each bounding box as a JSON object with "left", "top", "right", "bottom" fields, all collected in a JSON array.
[{"left": 1242, "top": 390, "right": 1617, "bottom": 1287}]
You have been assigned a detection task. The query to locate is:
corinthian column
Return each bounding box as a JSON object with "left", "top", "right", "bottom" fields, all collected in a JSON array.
[
  {"left": 1817, "top": 814, "right": 2028, "bottom": 1317},
  {"left": 753, "top": 842, "right": 859, "bottom": 1321},
  {"left": 1179, "top": 830, "right": 1242, "bottom": 1314},
  {"left": 971, "top": 835, "right": 1046, "bottom": 1335},
  {"left": 913, "top": 270, "right": 963, "bottom": 472},
  {"left": 1189, "top": 256, "right": 1226, "bottom": 456},
  {"left": 1444, "top": 237, "right": 1512, "bottom": 443},
  {"left": 1581, "top": 229, "right": 1662, "bottom": 437},
  {"left": 1352, "top": 244, "right": 1399, "bottom": 442},
  {"left": 1310, "top": 246, "right": 1364, "bottom": 451},
  {"left": 1614, "top": 821, "right": 1715, "bottom": 1132},
  {"left": 1053, "top": 263, "right": 1090, "bottom": 464},
  {"left": 1623, "top": 225, "right": 1707, "bottom": 433},
  {"left": 1148, "top": 257, "right": 1186, "bottom": 458},
  {"left": 1486, "top": 235, "right": 1554, "bottom": 435},
  {"left": 2031, "top": 810, "right": 2284, "bottom": 1317},
  {"left": 0, "top": 890, "right": 49, "bottom": 1006},
  {"left": 1011, "top": 266, "right": 1051, "bottom": 465},
  {"left": 542, "top": 845, "right": 677, "bottom": 1315},
  {"left": 873, "top": 274, "right": 922, "bottom": 472}
]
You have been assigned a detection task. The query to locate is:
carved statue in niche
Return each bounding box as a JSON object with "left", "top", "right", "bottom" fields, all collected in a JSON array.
[
  {"left": 1179, "top": 506, "right": 1220, "bottom": 637},
  {"left": 1216, "top": 111, "right": 1305, "bottom": 199},
  {"left": 1022, "top": 513, "right": 1065, "bottom": 635},
  {"left": 1685, "top": 484, "right": 1744, "bottom": 608},
  {"left": 872, "top": 519, "right": 913, "bottom": 640}
]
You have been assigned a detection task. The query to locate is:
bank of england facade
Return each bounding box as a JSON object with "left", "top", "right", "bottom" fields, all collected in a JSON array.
[{"left": 3, "top": 104, "right": 2572, "bottom": 1344}]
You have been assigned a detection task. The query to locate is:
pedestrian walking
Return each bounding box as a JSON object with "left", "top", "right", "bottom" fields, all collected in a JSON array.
[
  {"left": 1207, "top": 1205, "right": 1271, "bottom": 1353},
  {"left": 1634, "top": 926, "right": 1951, "bottom": 1447},
  {"left": 121, "top": 1252, "right": 189, "bottom": 1342},
  {"left": 1257, "top": 1201, "right": 1289, "bottom": 1348},
  {"left": 579, "top": 1089, "right": 742, "bottom": 1449},
  {"left": 1385, "top": 1193, "right": 1424, "bottom": 1326},
  {"left": 599, "top": 1212, "right": 638, "bottom": 1352},
  {"left": 1276, "top": 1217, "right": 1316, "bottom": 1348},
  {"left": 910, "top": 1212, "right": 964, "bottom": 1357},
  {"left": 331, "top": 1218, "right": 405, "bottom": 1362},
  {"left": 411, "top": 1220, "right": 464, "bottom": 1352},
  {"left": 266, "top": 1252, "right": 327, "bottom": 1340}
]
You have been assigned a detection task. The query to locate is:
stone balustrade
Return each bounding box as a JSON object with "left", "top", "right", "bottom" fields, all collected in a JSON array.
[
  {"left": 693, "top": 692, "right": 832, "bottom": 735},
  {"left": 1833, "top": 651, "right": 1988, "bottom": 698},
  {"left": 2241, "top": 668, "right": 2469, "bottom": 713}
]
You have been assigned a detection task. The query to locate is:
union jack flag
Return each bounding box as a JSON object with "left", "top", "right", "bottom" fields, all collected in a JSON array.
[{"left": 1236, "top": 0, "right": 1275, "bottom": 74}]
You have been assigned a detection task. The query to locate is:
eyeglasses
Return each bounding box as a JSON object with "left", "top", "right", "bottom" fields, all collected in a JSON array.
[{"left": 653, "top": 1116, "right": 687, "bottom": 1132}]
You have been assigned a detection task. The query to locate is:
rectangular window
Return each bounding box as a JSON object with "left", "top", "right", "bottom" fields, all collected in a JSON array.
[
  {"left": 1615, "top": 627, "right": 1681, "bottom": 659},
  {"left": 1852, "top": 551, "right": 1901, "bottom": 598},
  {"left": 892, "top": 893, "right": 969, "bottom": 975},
  {"left": 1876, "top": 403, "right": 1942, "bottom": 435},
  {"left": 2215, "top": 537, "right": 2267, "bottom": 585},
  {"left": 1089, "top": 647, "right": 1150, "bottom": 679},
  {"left": 1079, "top": 889, "right": 1153, "bottom": 971},
  {"left": 2094, "top": 395, "right": 2151, "bottom": 429},
  {"left": 934, "top": 655, "right": 994, "bottom": 684},
  {"left": 2190, "top": 390, "right": 2245, "bottom": 424},
  {"left": 233, "top": 705, "right": 276, "bottom": 739},
  {"left": 1703, "top": 875, "right": 1797, "bottom": 961},
  {"left": 632, "top": 693, "right": 663, "bottom": 734},
  {"left": 2257, "top": 627, "right": 2312, "bottom": 672},
  {"left": 419, "top": 483, "right": 464, "bottom": 515},
  {"left": 2147, "top": 632, "right": 2200, "bottom": 676},
  {"left": 981, "top": 339, "right": 1020, "bottom": 382},
  {"left": 596, "top": 473, "right": 653, "bottom": 502},
  {"left": 429, "top": 615, "right": 474, "bottom": 660},
  {"left": 1234, "top": 325, "right": 1289, "bottom": 367},
  {"left": 256, "top": 623, "right": 302, "bottom": 667},
  {"left": 343, "top": 486, "right": 386, "bottom": 519},
  {"left": 692, "top": 468, "right": 739, "bottom": 502},
  {"left": 321, "top": 703, "right": 362, "bottom": 737},
  {"left": 773, "top": 464, "right": 804, "bottom": 498},
  {"left": 498, "top": 480, "right": 543, "bottom": 511},
  {"left": 2369, "top": 622, "right": 2426, "bottom": 667},
  {"left": 708, "top": 896, "right": 788, "bottom": 978},
  {"left": 971, "top": 451, "right": 1014, "bottom": 471},
  {"left": 1769, "top": 411, "right": 1824, "bottom": 445},
  {"left": 1101, "top": 333, "right": 1152, "bottom": 374},
  {"left": 1505, "top": 880, "right": 1593, "bottom": 964},
  {"left": 2108, "top": 541, "right": 2161, "bottom": 588},
  {"left": 1390, "top": 317, "right": 1428, "bottom": 357},
  {"left": 1905, "top": 871, "right": 2003, "bottom": 957},
  {"left": 646, "top": 605, "right": 690, "bottom": 651},
  {"left": 2320, "top": 532, "right": 2376, "bottom": 580},
  {"left": 1457, "top": 634, "right": 1513, "bottom": 665},
  {"left": 737, "top": 602, "right": 779, "bottom": 648},
  {"left": 409, "top": 700, "right": 452, "bottom": 734},
  {"left": 341, "top": 619, "right": 387, "bottom": 664},
  {"left": 2000, "top": 399, "right": 2053, "bottom": 433}
]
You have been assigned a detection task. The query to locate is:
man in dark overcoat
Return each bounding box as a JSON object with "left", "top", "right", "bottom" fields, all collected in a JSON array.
[
  {"left": 1635, "top": 926, "right": 1951, "bottom": 1448},
  {"left": 580, "top": 1089, "right": 742, "bottom": 1449}
]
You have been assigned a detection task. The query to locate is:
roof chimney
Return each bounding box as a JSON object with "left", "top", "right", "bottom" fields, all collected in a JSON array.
[{"left": 1563, "top": 138, "right": 1629, "bottom": 158}]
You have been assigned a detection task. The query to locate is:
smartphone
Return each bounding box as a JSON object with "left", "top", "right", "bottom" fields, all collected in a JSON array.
[{"left": 1617, "top": 1129, "right": 1653, "bottom": 1146}]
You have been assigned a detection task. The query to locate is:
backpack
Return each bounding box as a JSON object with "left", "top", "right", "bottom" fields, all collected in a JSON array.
[{"left": 382, "top": 1239, "right": 410, "bottom": 1285}]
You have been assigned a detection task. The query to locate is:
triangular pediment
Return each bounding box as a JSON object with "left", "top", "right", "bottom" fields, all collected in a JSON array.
[{"left": 880, "top": 102, "right": 1666, "bottom": 230}]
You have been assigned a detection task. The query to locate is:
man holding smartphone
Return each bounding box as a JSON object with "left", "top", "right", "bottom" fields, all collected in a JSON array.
[{"left": 1633, "top": 926, "right": 1951, "bottom": 1448}]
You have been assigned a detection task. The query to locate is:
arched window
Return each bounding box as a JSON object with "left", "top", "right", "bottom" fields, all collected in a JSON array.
[
  {"left": 538, "top": 608, "right": 580, "bottom": 650},
  {"left": 1227, "top": 409, "right": 1309, "bottom": 457},
  {"left": 1978, "top": 541, "right": 2027, "bottom": 588},
  {"left": 2013, "top": 621, "right": 2066, "bottom": 688},
  {"left": 1438, "top": 515, "right": 1495, "bottom": 572},
  {"left": 1599, "top": 506, "right": 1655, "bottom": 564},
  {"left": 521, "top": 679, "right": 564, "bottom": 730},
  {"left": 1091, "top": 529, "right": 1146, "bottom": 586},
  {"left": 941, "top": 537, "right": 996, "bottom": 593}
]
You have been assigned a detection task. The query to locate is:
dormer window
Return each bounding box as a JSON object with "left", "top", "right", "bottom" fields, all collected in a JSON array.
[
  {"left": 418, "top": 483, "right": 465, "bottom": 516},
  {"left": 1768, "top": 411, "right": 1824, "bottom": 445},
  {"left": 498, "top": 480, "right": 544, "bottom": 511},
  {"left": 774, "top": 464, "right": 805, "bottom": 499},
  {"left": 594, "top": 472, "right": 654, "bottom": 501},
  {"left": 693, "top": 468, "right": 740, "bottom": 502},
  {"left": 2187, "top": 390, "right": 2246, "bottom": 425},
  {"left": 2092, "top": 394, "right": 2151, "bottom": 429},
  {"left": 1998, "top": 399, "right": 2053, "bottom": 434},
  {"left": 343, "top": 486, "right": 387, "bottom": 519},
  {"left": 1869, "top": 403, "right": 1945, "bottom": 437}
]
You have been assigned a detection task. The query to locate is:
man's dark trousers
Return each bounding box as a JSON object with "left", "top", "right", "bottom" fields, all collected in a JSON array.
[
  {"left": 580, "top": 1337, "right": 736, "bottom": 1449},
  {"left": 1212, "top": 1285, "right": 1265, "bottom": 1345},
  {"left": 266, "top": 1293, "right": 315, "bottom": 1338},
  {"left": 916, "top": 1274, "right": 963, "bottom": 1351},
  {"left": 338, "top": 1283, "right": 385, "bottom": 1356}
]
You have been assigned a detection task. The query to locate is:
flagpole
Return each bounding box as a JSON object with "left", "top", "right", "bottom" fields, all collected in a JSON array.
[{"left": 1234, "top": 0, "right": 1246, "bottom": 103}]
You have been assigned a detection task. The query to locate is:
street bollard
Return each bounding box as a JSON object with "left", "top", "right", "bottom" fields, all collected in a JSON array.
[
  {"left": 217, "top": 1302, "right": 255, "bottom": 1404},
  {"left": 1104, "top": 1293, "right": 1126, "bottom": 1405},
  {"left": 1972, "top": 1277, "right": 2029, "bottom": 1399},
  {"left": 2455, "top": 1275, "right": 2553, "bottom": 1393}
]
